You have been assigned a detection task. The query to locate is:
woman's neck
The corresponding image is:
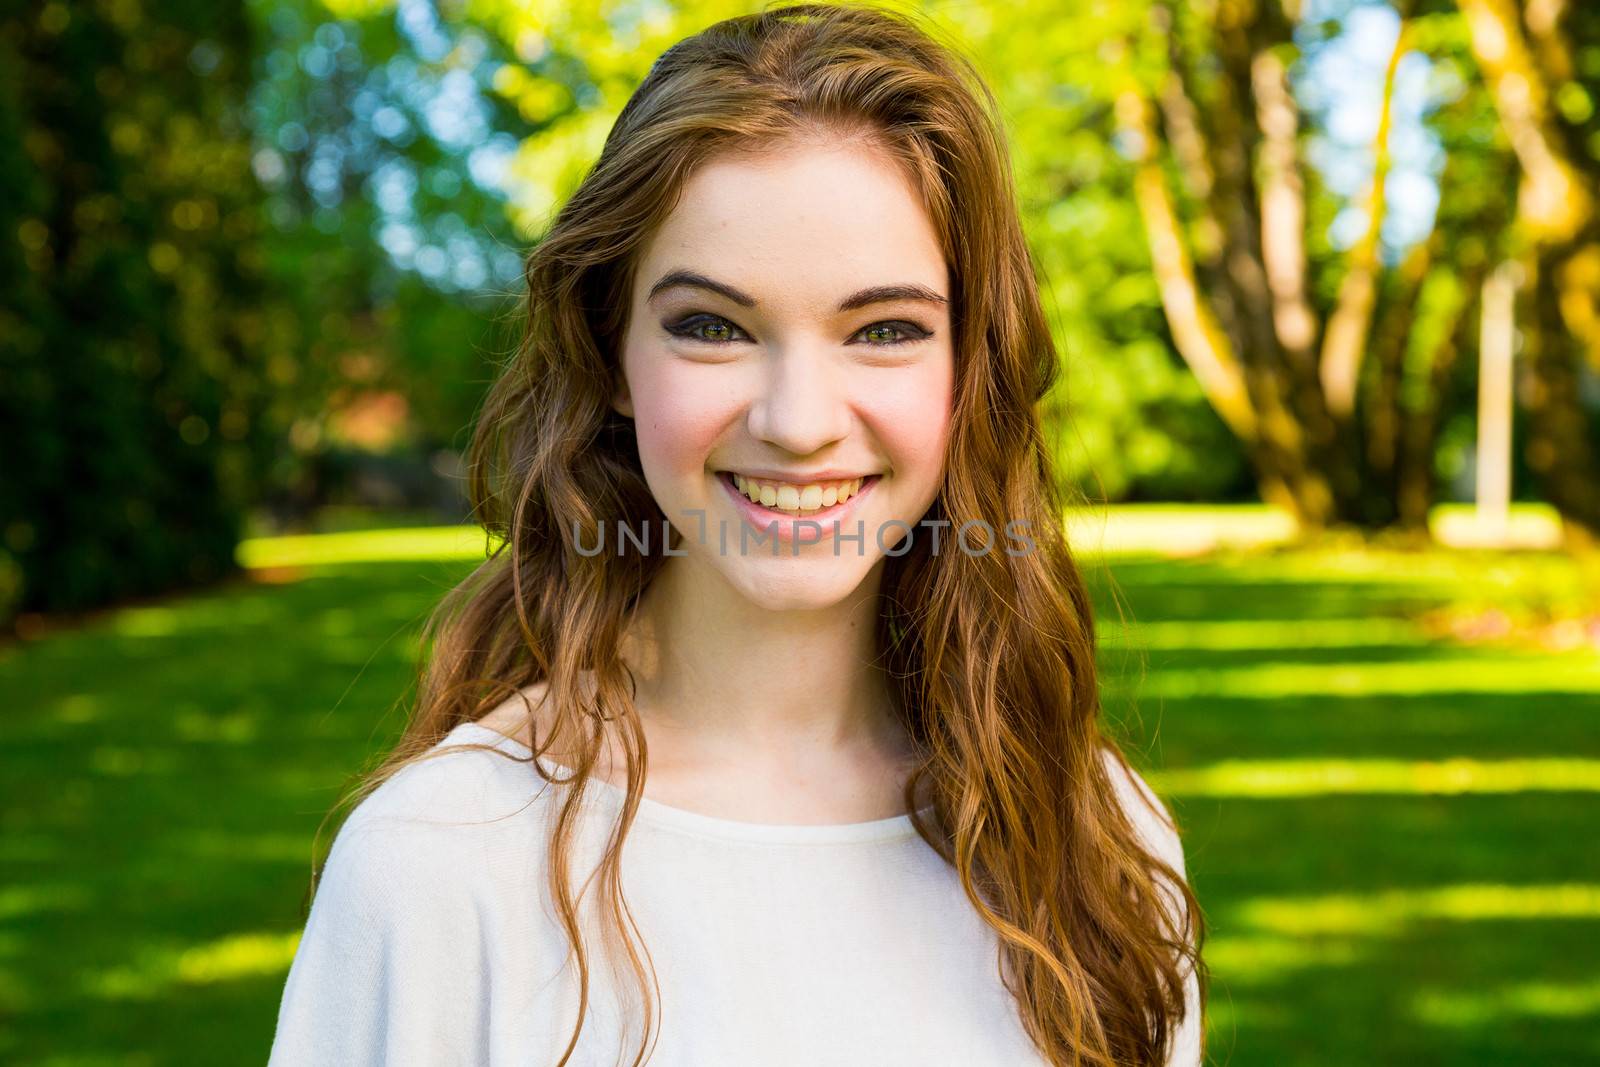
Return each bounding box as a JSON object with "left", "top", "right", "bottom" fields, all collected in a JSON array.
[{"left": 619, "top": 552, "right": 907, "bottom": 764}]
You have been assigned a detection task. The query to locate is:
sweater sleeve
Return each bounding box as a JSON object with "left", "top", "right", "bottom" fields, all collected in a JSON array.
[
  {"left": 1102, "top": 750, "right": 1203, "bottom": 1067},
  {"left": 267, "top": 811, "right": 490, "bottom": 1067},
  {"left": 1162, "top": 824, "right": 1202, "bottom": 1067}
]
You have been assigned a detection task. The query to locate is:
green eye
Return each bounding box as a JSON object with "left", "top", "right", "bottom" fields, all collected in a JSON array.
[
  {"left": 665, "top": 314, "right": 746, "bottom": 344},
  {"left": 663, "top": 313, "right": 932, "bottom": 348}
]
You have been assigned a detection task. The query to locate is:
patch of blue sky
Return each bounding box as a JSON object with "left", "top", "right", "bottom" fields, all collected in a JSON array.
[{"left": 1297, "top": 0, "right": 1451, "bottom": 262}]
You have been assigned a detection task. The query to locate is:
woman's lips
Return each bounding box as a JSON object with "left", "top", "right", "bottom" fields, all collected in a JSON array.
[{"left": 715, "top": 471, "right": 881, "bottom": 546}]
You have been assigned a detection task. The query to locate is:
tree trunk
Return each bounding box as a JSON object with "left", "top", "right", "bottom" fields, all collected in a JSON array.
[
  {"left": 1460, "top": 0, "right": 1600, "bottom": 548},
  {"left": 1521, "top": 238, "right": 1600, "bottom": 545},
  {"left": 1122, "top": 0, "right": 1416, "bottom": 533}
]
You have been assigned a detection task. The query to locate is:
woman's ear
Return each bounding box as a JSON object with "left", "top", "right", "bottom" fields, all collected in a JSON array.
[{"left": 611, "top": 376, "right": 634, "bottom": 419}]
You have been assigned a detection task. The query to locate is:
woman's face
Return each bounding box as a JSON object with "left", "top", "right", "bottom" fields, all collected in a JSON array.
[{"left": 615, "top": 137, "right": 955, "bottom": 610}]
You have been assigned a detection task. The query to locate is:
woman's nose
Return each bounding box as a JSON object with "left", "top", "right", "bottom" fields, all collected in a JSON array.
[{"left": 745, "top": 349, "right": 853, "bottom": 456}]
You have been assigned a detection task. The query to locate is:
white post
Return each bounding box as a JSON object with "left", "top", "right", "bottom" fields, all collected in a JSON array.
[{"left": 1475, "top": 261, "right": 1517, "bottom": 545}]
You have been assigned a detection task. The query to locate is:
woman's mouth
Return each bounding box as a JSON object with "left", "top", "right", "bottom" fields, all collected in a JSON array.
[{"left": 713, "top": 470, "right": 882, "bottom": 542}]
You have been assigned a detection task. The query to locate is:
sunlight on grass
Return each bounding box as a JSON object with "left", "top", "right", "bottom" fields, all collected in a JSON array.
[
  {"left": 1132, "top": 657, "right": 1600, "bottom": 698},
  {"left": 1065, "top": 503, "right": 1299, "bottom": 555},
  {"left": 231, "top": 505, "right": 1579, "bottom": 572},
  {"left": 175, "top": 931, "right": 303, "bottom": 983},
  {"left": 1202, "top": 933, "right": 1367, "bottom": 983},
  {"left": 236, "top": 525, "right": 502, "bottom": 568},
  {"left": 235, "top": 505, "right": 1305, "bottom": 570},
  {"left": 1100, "top": 617, "right": 1430, "bottom": 650},
  {"left": 1413, "top": 975, "right": 1600, "bottom": 1026},
  {"left": 85, "top": 930, "right": 303, "bottom": 1001},
  {"left": 112, "top": 607, "right": 183, "bottom": 637},
  {"left": 55, "top": 693, "right": 102, "bottom": 724},
  {"left": 1430, "top": 502, "right": 1564, "bottom": 551},
  {"left": 0, "top": 884, "right": 93, "bottom": 922},
  {"left": 1148, "top": 758, "right": 1600, "bottom": 796},
  {"left": 1061, "top": 501, "right": 1562, "bottom": 555},
  {"left": 1234, "top": 883, "right": 1600, "bottom": 937}
]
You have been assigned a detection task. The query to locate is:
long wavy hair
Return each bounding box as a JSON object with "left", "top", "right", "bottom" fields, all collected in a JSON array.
[{"left": 316, "top": 3, "right": 1206, "bottom": 1065}]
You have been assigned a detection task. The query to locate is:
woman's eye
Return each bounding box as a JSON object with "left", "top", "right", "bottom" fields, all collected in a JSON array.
[
  {"left": 662, "top": 313, "right": 932, "bottom": 348},
  {"left": 665, "top": 314, "right": 746, "bottom": 344},
  {"left": 855, "top": 321, "right": 931, "bottom": 347}
]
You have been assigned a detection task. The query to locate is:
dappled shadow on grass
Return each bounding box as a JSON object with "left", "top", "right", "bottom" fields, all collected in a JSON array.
[
  {"left": 0, "top": 558, "right": 481, "bottom": 1064},
  {"left": 1205, "top": 912, "right": 1600, "bottom": 1066},
  {"left": 1111, "top": 789, "right": 1600, "bottom": 1065},
  {"left": 1101, "top": 689, "right": 1600, "bottom": 767},
  {"left": 1176, "top": 793, "right": 1600, "bottom": 897},
  {"left": 1090, "top": 545, "right": 1599, "bottom": 641},
  {"left": 1085, "top": 547, "right": 1600, "bottom": 1066},
  {"left": 1, "top": 540, "right": 1596, "bottom": 1064},
  {"left": 1087, "top": 556, "right": 1454, "bottom": 623}
]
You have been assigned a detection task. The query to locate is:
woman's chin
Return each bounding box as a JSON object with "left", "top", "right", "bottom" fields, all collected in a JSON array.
[{"left": 714, "top": 552, "right": 875, "bottom": 610}]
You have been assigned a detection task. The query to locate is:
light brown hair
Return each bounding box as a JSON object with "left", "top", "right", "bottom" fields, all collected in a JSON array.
[{"left": 319, "top": 4, "right": 1206, "bottom": 1064}]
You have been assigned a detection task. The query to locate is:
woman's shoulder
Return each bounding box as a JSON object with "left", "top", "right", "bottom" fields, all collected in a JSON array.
[
  {"left": 342, "top": 721, "right": 553, "bottom": 836},
  {"left": 1098, "top": 746, "right": 1203, "bottom": 1065},
  {"left": 321, "top": 723, "right": 560, "bottom": 885},
  {"left": 304, "top": 723, "right": 565, "bottom": 927},
  {"left": 271, "top": 724, "right": 561, "bottom": 1065},
  {"left": 1098, "top": 743, "right": 1185, "bottom": 878}
]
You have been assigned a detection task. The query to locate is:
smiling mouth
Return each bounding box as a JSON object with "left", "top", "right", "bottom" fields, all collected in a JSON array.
[{"left": 716, "top": 470, "right": 881, "bottom": 518}]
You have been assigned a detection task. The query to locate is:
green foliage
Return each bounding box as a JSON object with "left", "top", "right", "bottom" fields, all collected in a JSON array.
[
  {"left": 7, "top": 0, "right": 1570, "bottom": 621},
  {"left": 254, "top": 0, "right": 1246, "bottom": 505},
  {"left": 0, "top": 1, "right": 285, "bottom": 623},
  {"left": 243, "top": 0, "right": 529, "bottom": 446},
  {"left": 950, "top": 0, "right": 1251, "bottom": 499}
]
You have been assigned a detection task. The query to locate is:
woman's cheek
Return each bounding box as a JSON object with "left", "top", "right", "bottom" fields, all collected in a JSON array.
[
  {"left": 859, "top": 368, "right": 952, "bottom": 485},
  {"left": 633, "top": 368, "right": 735, "bottom": 480}
]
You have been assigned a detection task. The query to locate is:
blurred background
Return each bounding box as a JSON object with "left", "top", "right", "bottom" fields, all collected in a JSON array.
[{"left": 2, "top": 0, "right": 1598, "bottom": 1063}]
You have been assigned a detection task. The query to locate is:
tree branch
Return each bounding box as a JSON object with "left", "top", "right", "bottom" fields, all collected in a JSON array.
[
  {"left": 1251, "top": 44, "right": 1320, "bottom": 367},
  {"left": 1116, "top": 86, "right": 1259, "bottom": 442},
  {"left": 1459, "top": 0, "right": 1594, "bottom": 242},
  {"left": 1319, "top": 19, "right": 1408, "bottom": 418}
]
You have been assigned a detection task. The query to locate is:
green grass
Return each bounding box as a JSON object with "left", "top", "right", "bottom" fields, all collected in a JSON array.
[
  {"left": 1088, "top": 543, "right": 1600, "bottom": 1066},
  {"left": 1, "top": 509, "right": 1596, "bottom": 1065}
]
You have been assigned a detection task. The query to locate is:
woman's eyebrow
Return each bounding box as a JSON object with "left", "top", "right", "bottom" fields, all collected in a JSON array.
[{"left": 647, "top": 269, "right": 947, "bottom": 312}]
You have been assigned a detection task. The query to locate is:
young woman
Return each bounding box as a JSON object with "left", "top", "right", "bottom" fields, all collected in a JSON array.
[{"left": 268, "top": 4, "right": 1206, "bottom": 1065}]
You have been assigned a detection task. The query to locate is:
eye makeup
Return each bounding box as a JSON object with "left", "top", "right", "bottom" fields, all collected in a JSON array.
[{"left": 661, "top": 311, "right": 935, "bottom": 348}]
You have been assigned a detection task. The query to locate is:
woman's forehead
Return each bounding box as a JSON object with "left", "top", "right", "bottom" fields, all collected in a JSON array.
[{"left": 633, "top": 144, "right": 947, "bottom": 307}]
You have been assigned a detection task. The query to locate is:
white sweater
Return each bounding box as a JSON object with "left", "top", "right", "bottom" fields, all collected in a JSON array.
[{"left": 267, "top": 722, "right": 1201, "bottom": 1066}]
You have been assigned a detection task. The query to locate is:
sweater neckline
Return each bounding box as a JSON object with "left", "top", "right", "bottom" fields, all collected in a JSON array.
[{"left": 449, "top": 722, "right": 934, "bottom": 845}]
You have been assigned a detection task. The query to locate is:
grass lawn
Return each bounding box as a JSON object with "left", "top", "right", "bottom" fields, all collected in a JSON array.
[{"left": 1, "top": 505, "right": 1596, "bottom": 1065}]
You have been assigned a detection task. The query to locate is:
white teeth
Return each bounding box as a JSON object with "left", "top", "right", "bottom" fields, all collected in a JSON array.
[{"left": 731, "top": 474, "right": 868, "bottom": 515}]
